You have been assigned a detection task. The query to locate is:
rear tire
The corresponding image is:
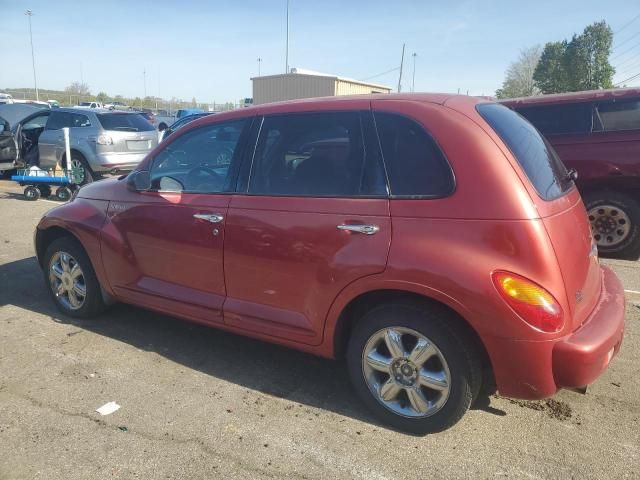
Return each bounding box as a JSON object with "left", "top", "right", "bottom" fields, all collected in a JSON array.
[
  {"left": 42, "top": 236, "right": 107, "bottom": 318},
  {"left": 346, "top": 302, "right": 481, "bottom": 434},
  {"left": 584, "top": 190, "right": 640, "bottom": 260},
  {"left": 68, "top": 153, "right": 95, "bottom": 186}
]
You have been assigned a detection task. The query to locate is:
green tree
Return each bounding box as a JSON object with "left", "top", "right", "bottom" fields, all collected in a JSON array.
[
  {"left": 564, "top": 21, "right": 615, "bottom": 91},
  {"left": 533, "top": 21, "right": 614, "bottom": 94},
  {"left": 96, "top": 91, "right": 109, "bottom": 103},
  {"left": 496, "top": 45, "right": 542, "bottom": 99},
  {"left": 533, "top": 41, "right": 569, "bottom": 93}
]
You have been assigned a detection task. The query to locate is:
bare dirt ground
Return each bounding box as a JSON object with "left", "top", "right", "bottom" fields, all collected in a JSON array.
[{"left": 0, "top": 180, "right": 638, "bottom": 479}]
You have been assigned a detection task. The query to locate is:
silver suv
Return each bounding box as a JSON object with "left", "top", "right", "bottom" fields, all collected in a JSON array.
[{"left": 0, "top": 107, "right": 157, "bottom": 183}]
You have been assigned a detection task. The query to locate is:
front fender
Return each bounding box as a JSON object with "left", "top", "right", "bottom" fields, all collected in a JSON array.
[{"left": 36, "top": 198, "right": 111, "bottom": 294}]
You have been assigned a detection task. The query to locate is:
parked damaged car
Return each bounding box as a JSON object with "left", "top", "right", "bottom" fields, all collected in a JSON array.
[{"left": 0, "top": 105, "right": 158, "bottom": 183}]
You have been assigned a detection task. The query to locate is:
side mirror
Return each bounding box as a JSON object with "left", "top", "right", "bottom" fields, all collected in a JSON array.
[{"left": 126, "top": 170, "right": 151, "bottom": 191}]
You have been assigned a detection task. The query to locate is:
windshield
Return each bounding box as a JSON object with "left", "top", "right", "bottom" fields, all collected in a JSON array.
[{"left": 97, "top": 113, "right": 155, "bottom": 132}]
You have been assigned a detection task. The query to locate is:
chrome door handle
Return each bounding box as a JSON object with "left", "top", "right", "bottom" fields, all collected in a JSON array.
[
  {"left": 337, "top": 224, "right": 379, "bottom": 235},
  {"left": 193, "top": 213, "right": 224, "bottom": 223}
]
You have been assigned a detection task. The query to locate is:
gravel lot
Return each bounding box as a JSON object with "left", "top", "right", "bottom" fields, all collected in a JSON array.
[{"left": 0, "top": 179, "right": 638, "bottom": 479}]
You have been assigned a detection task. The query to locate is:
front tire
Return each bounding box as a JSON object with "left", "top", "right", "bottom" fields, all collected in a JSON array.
[
  {"left": 43, "top": 237, "right": 106, "bottom": 318},
  {"left": 584, "top": 190, "right": 640, "bottom": 260},
  {"left": 347, "top": 302, "right": 481, "bottom": 434}
]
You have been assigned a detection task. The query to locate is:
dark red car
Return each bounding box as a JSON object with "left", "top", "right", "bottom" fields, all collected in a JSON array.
[
  {"left": 501, "top": 88, "right": 640, "bottom": 259},
  {"left": 35, "top": 94, "right": 625, "bottom": 433}
]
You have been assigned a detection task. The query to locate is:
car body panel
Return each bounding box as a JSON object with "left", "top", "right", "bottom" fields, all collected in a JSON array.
[{"left": 35, "top": 93, "right": 626, "bottom": 402}]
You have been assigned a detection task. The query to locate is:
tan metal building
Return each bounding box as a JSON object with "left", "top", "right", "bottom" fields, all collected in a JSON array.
[{"left": 251, "top": 68, "right": 391, "bottom": 105}]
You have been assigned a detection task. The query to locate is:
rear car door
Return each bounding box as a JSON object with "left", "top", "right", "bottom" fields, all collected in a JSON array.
[
  {"left": 101, "top": 118, "right": 252, "bottom": 324},
  {"left": 223, "top": 109, "right": 391, "bottom": 345}
]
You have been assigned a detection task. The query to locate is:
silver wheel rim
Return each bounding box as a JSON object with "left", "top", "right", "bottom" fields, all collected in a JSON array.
[
  {"left": 588, "top": 204, "right": 631, "bottom": 248},
  {"left": 362, "top": 327, "right": 451, "bottom": 418},
  {"left": 70, "top": 158, "right": 86, "bottom": 183},
  {"left": 49, "top": 251, "right": 86, "bottom": 310}
]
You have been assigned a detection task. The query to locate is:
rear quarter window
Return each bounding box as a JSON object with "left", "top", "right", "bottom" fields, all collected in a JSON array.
[
  {"left": 374, "top": 112, "right": 454, "bottom": 198},
  {"left": 477, "top": 103, "right": 573, "bottom": 201},
  {"left": 594, "top": 99, "right": 640, "bottom": 132},
  {"left": 97, "top": 113, "right": 155, "bottom": 132}
]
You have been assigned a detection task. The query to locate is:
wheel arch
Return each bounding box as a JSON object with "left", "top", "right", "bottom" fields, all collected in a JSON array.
[
  {"left": 35, "top": 225, "right": 83, "bottom": 268},
  {"left": 327, "top": 285, "right": 492, "bottom": 376}
]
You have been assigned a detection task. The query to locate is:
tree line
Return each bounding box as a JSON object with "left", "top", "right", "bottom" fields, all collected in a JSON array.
[{"left": 496, "top": 21, "right": 617, "bottom": 99}]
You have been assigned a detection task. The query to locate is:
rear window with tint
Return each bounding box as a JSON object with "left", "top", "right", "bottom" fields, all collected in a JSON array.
[
  {"left": 515, "top": 103, "right": 592, "bottom": 135},
  {"left": 477, "top": 103, "right": 573, "bottom": 201},
  {"left": 97, "top": 113, "right": 155, "bottom": 132},
  {"left": 374, "top": 112, "right": 454, "bottom": 197},
  {"left": 594, "top": 99, "right": 640, "bottom": 132}
]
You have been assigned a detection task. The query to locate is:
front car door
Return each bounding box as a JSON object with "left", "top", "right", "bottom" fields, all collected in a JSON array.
[
  {"left": 38, "top": 111, "right": 70, "bottom": 169},
  {"left": 0, "top": 116, "right": 17, "bottom": 169},
  {"left": 101, "top": 118, "right": 252, "bottom": 324},
  {"left": 223, "top": 108, "right": 391, "bottom": 345}
]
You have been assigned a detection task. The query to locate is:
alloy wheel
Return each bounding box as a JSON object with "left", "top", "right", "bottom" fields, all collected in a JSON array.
[
  {"left": 49, "top": 251, "right": 86, "bottom": 310},
  {"left": 362, "top": 327, "right": 451, "bottom": 418}
]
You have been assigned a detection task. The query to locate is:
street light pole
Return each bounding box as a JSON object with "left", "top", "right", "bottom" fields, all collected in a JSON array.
[
  {"left": 285, "top": 0, "right": 290, "bottom": 73},
  {"left": 257, "top": 57, "right": 262, "bottom": 76},
  {"left": 25, "top": 10, "right": 39, "bottom": 101},
  {"left": 411, "top": 52, "right": 417, "bottom": 92}
]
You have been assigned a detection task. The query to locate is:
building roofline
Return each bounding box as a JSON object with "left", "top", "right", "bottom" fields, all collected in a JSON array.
[{"left": 250, "top": 72, "right": 391, "bottom": 91}]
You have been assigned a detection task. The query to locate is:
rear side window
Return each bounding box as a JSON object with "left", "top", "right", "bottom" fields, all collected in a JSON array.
[
  {"left": 478, "top": 103, "right": 572, "bottom": 201},
  {"left": 248, "top": 112, "right": 386, "bottom": 197},
  {"left": 97, "top": 113, "right": 155, "bottom": 132},
  {"left": 516, "top": 103, "right": 592, "bottom": 135},
  {"left": 374, "top": 112, "right": 454, "bottom": 197},
  {"left": 594, "top": 99, "right": 640, "bottom": 132}
]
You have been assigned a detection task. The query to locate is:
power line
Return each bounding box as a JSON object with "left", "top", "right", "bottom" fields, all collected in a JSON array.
[
  {"left": 614, "top": 71, "right": 640, "bottom": 86},
  {"left": 614, "top": 50, "right": 640, "bottom": 70},
  {"left": 615, "top": 58, "right": 640, "bottom": 77},
  {"left": 610, "top": 39, "right": 640, "bottom": 61},
  {"left": 360, "top": 66, "right": 400, "bottom": 82},
  {"left": 614, "top": 12, "right": 640, "bottom": 34},
  {"left": 613, "top": 30, "right": 640, "bottom": 51}
]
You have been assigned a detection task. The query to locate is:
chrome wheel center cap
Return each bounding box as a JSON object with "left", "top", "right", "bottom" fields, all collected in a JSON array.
[{"left": 392, "top": 359, "right": 418, "bottom": 386}]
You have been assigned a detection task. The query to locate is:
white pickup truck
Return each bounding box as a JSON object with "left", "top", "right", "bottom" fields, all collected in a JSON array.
[{"left": 75, "top": 101, "right": 104, "bottom": 109}]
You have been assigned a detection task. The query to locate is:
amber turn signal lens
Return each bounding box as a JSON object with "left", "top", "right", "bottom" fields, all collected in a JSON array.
[{"left": 492, "top": 271, "right": 563, "bottom": 333}]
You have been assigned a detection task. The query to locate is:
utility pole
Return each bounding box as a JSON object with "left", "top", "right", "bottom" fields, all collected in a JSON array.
[
  {"left": 25, "top": 10, "right": 39, "bottom": 101},
  {"left": 285, "top": 0, "right": 290, "bottom": 73},
  {"left": 411, "top": 52, "right": 417, "bottom": 92},
  {"left": 143, "top": 67, "right": 147, "bottom": 101},
  {"left": 257, "top": 57, "right": 262, "bottom": 76},
  {"left": 80, "top": 61, "right": 84, "bottom": 85},
  {"left": 397, "top": 43, "right": 405, "bottom": 93}
]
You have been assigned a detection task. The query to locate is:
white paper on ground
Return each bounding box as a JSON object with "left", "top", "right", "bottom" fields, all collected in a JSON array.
[{"left": 96, "top": 401, "right": 121, "bottom": 415}]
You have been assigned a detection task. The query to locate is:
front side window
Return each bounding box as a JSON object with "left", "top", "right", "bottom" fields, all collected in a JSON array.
[
  {"left": 248, "top": 112, "right": 385, "bottom": 197},
  {"left": 478, "top": 103, "right": 573, "bottom": 201},
  {"left": 594, "top": 99, "right": 640, "bottom": 132},
  {"left": 374, "top": 112, "right": 454, "bottom": 197},
  {"left": 149, "top": 119, "right": 247, "bottom": 193},
  {"left": 516, "top": 103, "right": 592, "bottom": 135},
  {"left": 23, "top": 114, "right": 49, "bottom": 130}
]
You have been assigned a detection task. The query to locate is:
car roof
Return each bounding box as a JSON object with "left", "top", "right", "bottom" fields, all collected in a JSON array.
[
  {"left": 500, "top": 87, "right": 640, "bottom": 107},
  {"left": 182, "top": 93, "right": 484, "bottom": 128}
]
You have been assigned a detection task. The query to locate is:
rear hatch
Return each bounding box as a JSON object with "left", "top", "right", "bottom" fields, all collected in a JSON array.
[
  {"left": 96, "top": 112, "right": 158, "bottom": 153},
  {"left": 478, "top": 103, "right": 601, "bottom": 331}
]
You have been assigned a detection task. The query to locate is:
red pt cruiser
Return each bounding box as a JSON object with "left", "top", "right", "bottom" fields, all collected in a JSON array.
[{"left": 35, "top": 94, "right": 625, "bottom": 433}]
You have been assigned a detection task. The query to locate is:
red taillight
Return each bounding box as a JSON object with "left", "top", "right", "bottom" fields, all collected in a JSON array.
[{"left": 492, "top": 271, "right": 564, "bottom": 333}]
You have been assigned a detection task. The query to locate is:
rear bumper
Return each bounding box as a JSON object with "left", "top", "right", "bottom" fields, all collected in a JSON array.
[
  {"left": 485, "top": 266, "right": 625, "bottom": 399},
  {"left": 552, "top": 266, "right": 625, "bottom": 388},
  {"left": 93, "top": 152, "right": 149, "bottom": 172}
]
